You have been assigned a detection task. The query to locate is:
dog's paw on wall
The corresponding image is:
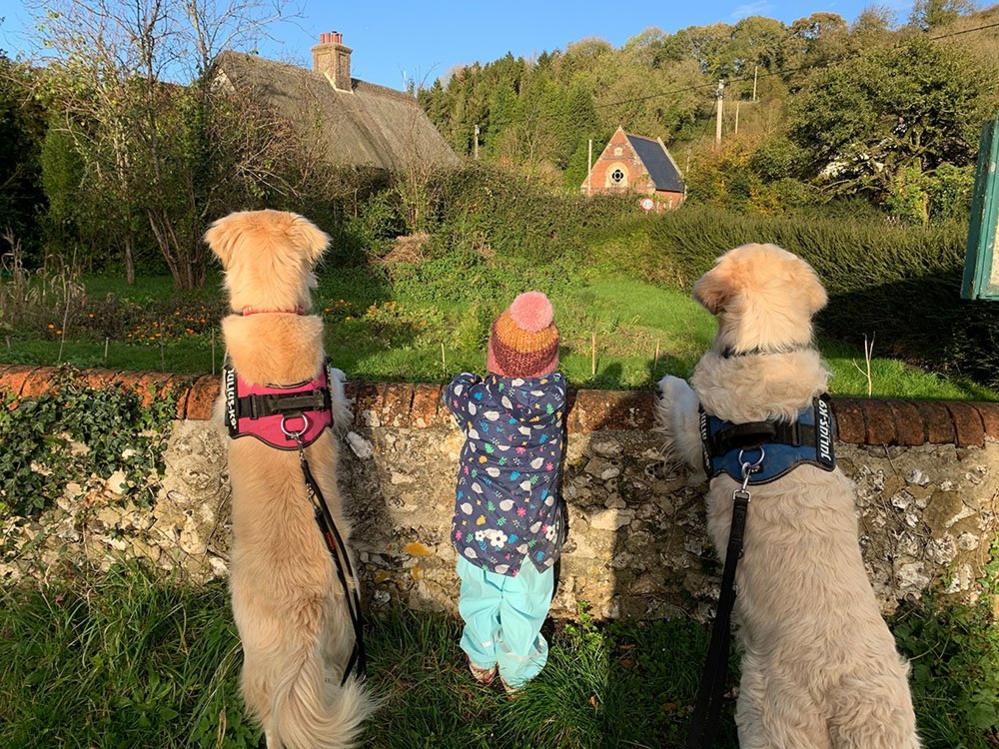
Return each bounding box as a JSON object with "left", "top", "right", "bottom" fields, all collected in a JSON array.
[
  {"left": 655, "top": 375, "right": 705, "bottom": 478},
  {"left": 329, "top": 367, "right": 352, "bottom": 434}
]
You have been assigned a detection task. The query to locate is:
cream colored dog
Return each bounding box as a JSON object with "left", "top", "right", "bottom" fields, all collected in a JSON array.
[
  {"left": 656, "top": 244, "right": 919, "bottom": 748},
  {"left": 206, "top": 210, "right": 372, "bottom": 749}
]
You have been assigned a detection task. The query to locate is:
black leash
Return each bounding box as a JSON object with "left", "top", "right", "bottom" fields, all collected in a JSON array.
[
  {"left": 297, "top": 443, "right": 367, "bottom": 685},
  {"left": 686, "top": 451, "right": 763, "bottom": 749}
]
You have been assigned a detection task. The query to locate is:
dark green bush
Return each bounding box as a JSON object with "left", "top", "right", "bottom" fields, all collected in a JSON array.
[
  {"left": 428, "top": 164, "right": 634, "bottom": 263},
  {"left": 0, "top": 370, "right": 174, "bottom": 518},
  {"left": 617, "top": 205, "right": 999, "bottom": 387}
]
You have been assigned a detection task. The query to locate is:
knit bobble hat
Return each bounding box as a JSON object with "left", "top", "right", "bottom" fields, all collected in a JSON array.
[{"left": 487, "top": 291, "right": 560, "bottom": 378}]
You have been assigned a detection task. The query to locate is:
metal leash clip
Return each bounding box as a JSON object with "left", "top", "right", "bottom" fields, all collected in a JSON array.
[{"left": 734, "top": 446, "right": 766, "bottom": 501}]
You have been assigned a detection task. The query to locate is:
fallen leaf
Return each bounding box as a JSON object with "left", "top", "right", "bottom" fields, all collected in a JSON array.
[{"left": 403, "top": 541, "right": 432, "bottom": 557}]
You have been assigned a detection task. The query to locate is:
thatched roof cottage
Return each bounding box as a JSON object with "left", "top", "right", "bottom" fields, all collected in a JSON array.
[{"left": 215, "top": 33, "right": 459, "bottom": 173}]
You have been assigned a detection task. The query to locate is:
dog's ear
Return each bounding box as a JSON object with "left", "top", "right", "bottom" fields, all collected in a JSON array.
[
  {"left": 693, "top": 262, "right": 735, "bottom": 315},
  {"left": 292, "top": 215, "right": 330, "bottom": 265},
  {"left": 204, "top": 213, "right": 241, "bottom": 269},
  {"left": 796, "top": 258, "right": 828, "bottom": 315}
]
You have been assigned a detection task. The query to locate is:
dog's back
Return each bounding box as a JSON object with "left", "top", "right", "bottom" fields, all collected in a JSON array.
[
  {"left": 207, "top": 211, "right": 373, "bottom": 749},
  {"left": 704, "top": 467, "right": 919, "bottom": 748},
  {"left": 681, "top": 243, "right": 920, "bottom": 748}
]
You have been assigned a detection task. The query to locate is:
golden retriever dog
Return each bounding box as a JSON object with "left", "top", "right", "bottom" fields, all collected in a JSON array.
[
  {"left": 206, "top": 210, "right": 372, "bottom": 749},
  {"left": 656, "top": 244, "right": 919, "bottom": 748}
]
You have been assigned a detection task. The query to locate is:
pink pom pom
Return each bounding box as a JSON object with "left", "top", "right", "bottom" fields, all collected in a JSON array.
[{"left": 508, "top": 291, "right": 553, "bottom": 332}]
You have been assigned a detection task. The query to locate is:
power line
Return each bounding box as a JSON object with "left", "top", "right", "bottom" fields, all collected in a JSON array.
[
  {"left": 591, "top": 19, "right": 999, "bottom": 112},
  {"left": 454, "top": 17, "right": 999, "bottom": 146}
]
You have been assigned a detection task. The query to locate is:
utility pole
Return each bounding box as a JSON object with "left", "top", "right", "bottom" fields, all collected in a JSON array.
[
  {"left": 735, "top": 99, "right": 741, "bottom": 135},
  {"left": 715, "top": 80, "right": 725, "bottom": 148},
  {"left": 587, "top": 138, "right": 593, "bottom": 196},
  {"left": 684, "top": 148, "right": 691, "bottom": 198},
  {"left": 752, "top": 65, "right": 758, "bottom": 102},
  {"left": 473, "top": 124, "right": 480, "bottom": 160}
]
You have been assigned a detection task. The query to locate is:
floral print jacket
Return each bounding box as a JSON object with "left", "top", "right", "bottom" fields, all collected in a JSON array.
[{"left": 444, "top": 372, "right": 567, "bottom": 577}]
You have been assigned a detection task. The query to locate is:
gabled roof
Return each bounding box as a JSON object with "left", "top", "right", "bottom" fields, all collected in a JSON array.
[
  {"left": 625, "top": 133, "right": 684, "bottom": 193},
  {"left": 215, "top": 51, "right": 459, "bottom": 172}
]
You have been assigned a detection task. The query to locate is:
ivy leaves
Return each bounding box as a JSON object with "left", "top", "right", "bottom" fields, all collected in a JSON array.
[{"left": 0, "top": 370, "right": 173, "bottom": 518}]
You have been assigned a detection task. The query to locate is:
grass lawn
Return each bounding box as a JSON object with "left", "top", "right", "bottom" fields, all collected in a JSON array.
[
  {"left": 1, "top": 564, "right": 994, "bottom": 748},
  {"left": 2, "top": 271, "right": 995, "bottom": 401}
]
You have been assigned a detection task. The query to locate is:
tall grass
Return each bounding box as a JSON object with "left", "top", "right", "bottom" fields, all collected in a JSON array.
[{"left": 2, "top": 564, "right": 995, "bottom": 747}]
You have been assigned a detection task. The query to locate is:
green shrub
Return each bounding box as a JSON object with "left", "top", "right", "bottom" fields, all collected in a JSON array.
[
  {"left": 885, "top": 164, "right": 930, "bottom": 224},
  {"left": 0, "top": 370, "right": 174, "bottom": 518},
  {"left": 747, "top": 178, "right": 817, "bottom": 215},
  {"left": 428, "top": 164, "right": 633, "bottom": 263},
  {"left": 349, "top": 188, "right": 408, "bottom": 259},
  {"left": 750, "top": 136, "right": 810, "bottom": 182},
  {"left": 615, "top": 204, "right": 999, "bottom": 387},
  {"left": 928, "top": 163, "right": 975, "bottom": 223},
  {"left": 893, "top": 549, "right": 999, "bottom": 747}
]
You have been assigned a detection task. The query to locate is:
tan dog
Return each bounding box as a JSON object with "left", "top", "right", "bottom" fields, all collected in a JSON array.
[
  {"left": 656, "top": 244, "right": 920, "bottom": 748},
  {"left": 206, "top": 210, "right": 372, "bottom": 749}
]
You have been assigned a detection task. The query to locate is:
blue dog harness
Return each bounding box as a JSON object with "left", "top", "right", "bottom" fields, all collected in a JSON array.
[
  {"left": 699, "top": 394, "right": 837, "bottom": 484},
  {"left": 686, "top": 393, "right": 837, "bottom": 749}
]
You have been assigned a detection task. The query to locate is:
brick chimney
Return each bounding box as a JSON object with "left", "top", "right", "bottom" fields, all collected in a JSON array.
[{"left": 311, "top": 31, "right": 352, "bottom": 92}]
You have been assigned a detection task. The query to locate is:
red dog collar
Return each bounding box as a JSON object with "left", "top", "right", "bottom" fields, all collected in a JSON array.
[
  {"left": 223, "top": 360, "right": 336, "bottom": 449},
  {"left": 239, "top": 305, "right": 306, "bottom": 316}
]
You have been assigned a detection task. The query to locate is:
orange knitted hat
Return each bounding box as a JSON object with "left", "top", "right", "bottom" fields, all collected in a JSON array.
[{"left": 486, "top": 291, "right": 559, "bottom": 378}]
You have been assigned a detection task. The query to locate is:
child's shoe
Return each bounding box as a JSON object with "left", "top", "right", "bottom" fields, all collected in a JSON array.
[
  {"left": 468, "top": 659, "right": 497, "bottom": 685},
  {"left": 501, "top": 678, "right": 523, "bottom": 698}
]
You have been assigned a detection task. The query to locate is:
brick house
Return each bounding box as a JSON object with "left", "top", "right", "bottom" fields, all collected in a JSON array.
[
  {"left": 214, "top": 32, "right": 458, "bottom": 173},
  {"left": 581, "top": 126, "right": 685, "bottom": 209}
]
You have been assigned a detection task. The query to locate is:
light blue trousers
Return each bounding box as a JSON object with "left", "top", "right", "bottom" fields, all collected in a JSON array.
[{"left": 456, "top": 556, "right": 555, "bottom": 688}]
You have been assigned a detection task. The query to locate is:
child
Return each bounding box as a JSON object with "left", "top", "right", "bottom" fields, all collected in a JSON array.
[{"left": 443, "top": 291, "right": 567, "bottom": 694}]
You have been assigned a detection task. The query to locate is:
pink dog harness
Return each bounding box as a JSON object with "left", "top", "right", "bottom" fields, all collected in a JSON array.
[
  {"left": 222, "top": 360, "right": 337, "bottom": 450},
  {"left": 222, "top": 355, "right": 368, "bottom": 682}
]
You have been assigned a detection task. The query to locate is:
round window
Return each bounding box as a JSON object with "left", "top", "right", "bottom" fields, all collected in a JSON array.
[{"left": 610, "top": 168, "right": 625, "bottom": 183}]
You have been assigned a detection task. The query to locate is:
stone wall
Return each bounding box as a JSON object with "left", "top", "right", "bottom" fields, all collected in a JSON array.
[{"left": 1, "top": 365, "right": 997, "bottom": 621}]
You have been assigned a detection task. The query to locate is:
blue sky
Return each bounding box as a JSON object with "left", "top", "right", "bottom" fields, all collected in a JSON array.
[{"left": 1, "top": 0, "right": 915, "bottom": 90}]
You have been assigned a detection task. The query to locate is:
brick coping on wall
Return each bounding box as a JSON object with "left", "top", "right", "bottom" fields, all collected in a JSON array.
[{"left": 1, "top": 364, "right": 998, "bottom": 447}]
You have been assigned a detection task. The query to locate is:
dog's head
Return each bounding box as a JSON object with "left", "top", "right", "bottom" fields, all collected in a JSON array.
[
  {"left": 693, "top": 243, "right": 827, "bottom": 353},
  {"left": 204, "top": 210, "right": 329, "bottom": 313}
]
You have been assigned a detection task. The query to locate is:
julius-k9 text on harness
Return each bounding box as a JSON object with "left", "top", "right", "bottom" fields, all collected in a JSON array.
[{"left": 686, "top": 393, "right": 837, "bottom": 749}]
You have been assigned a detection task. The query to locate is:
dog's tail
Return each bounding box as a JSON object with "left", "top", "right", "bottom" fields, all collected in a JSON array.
[{"left": 268, "top": 644, "right": 373, "bottom": 749}]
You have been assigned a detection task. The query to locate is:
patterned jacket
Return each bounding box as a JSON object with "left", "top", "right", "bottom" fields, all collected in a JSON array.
[{"left": 444, "top": 372, "right": 567, "bottom": 576}]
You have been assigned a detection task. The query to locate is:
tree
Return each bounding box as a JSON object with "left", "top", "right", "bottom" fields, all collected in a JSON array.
[
  {"left": 34, "top": 0, "right": 296, "bottom": 288},
  {"left": 909, "top": 0, "right": 975, "bottom": 31},
  {"left": 0, "top": 53, "right": 46, "bottom": 253},
  {"left": 789, "top": 37, "right": 990, "bottom": 200}
]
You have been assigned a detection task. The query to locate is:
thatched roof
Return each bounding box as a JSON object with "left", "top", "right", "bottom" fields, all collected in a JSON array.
[{"left": 215, "top": 51, "right": 459, "bottom": 172}]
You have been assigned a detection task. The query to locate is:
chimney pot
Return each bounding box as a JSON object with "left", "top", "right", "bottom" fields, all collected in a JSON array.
[{"left": 311, "top": 29, "right": 351, "bottom": 91}]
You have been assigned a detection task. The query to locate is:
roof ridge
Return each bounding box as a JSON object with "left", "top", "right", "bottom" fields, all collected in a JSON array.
[
  {"left": 217, "top": 49, "right": 417, "bottom": 104},
  {"left": 624, "top": 131, "right": 659, "bottom": 143}
]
